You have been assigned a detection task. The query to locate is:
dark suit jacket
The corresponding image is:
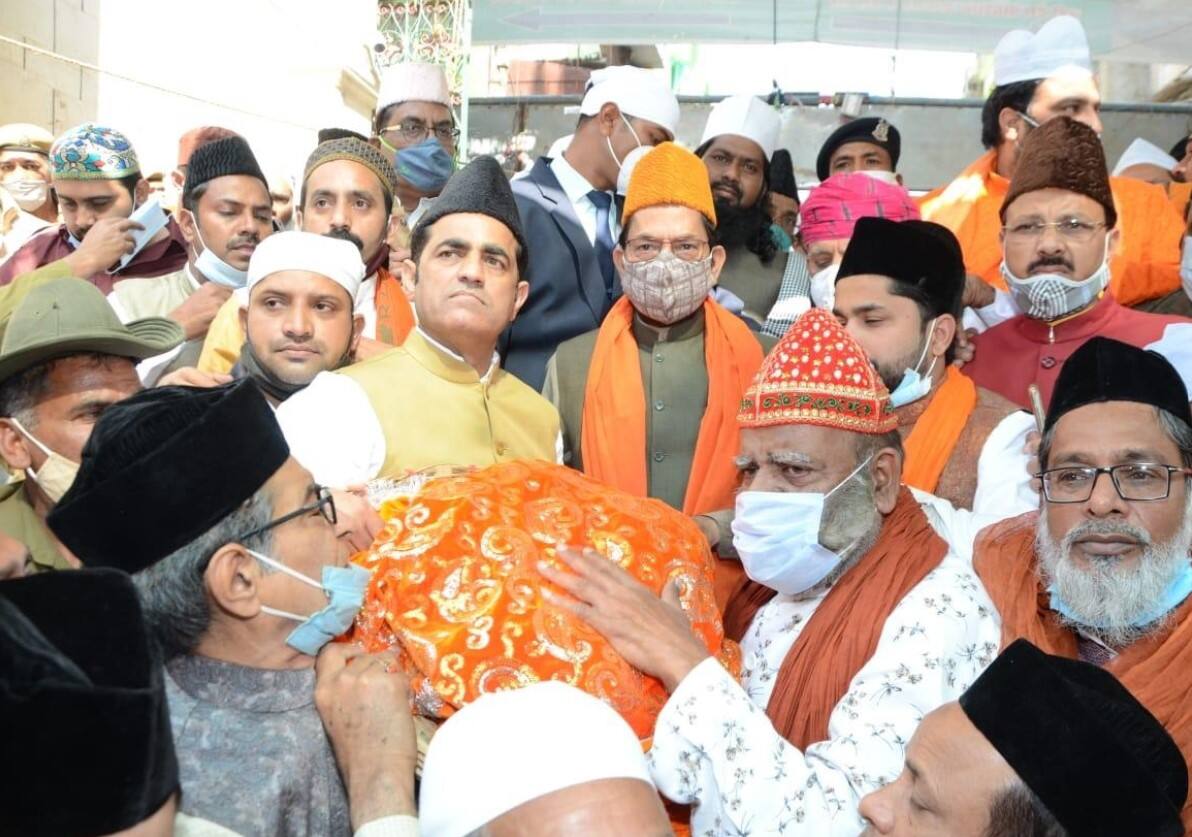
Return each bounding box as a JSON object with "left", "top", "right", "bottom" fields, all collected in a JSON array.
[{"left": 503, "top": 156, "right": 621, "bottom": 390}]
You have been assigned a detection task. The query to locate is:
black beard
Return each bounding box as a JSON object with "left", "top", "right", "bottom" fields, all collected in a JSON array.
[{"left": 714, "top": 197, "right": 777, "bottom": 265}]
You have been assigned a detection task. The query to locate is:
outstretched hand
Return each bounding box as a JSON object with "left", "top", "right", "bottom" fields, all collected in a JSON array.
[{"left": 538, "top": 545, "right": 711, "bottom": 693}]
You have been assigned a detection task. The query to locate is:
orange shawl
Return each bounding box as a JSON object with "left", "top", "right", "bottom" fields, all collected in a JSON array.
[
  {"left": 901, "top": 366, "right": 978, "bottom": 494},
  {"left": 723, "top": 488, "right": 948, "bottom": 749},
  {"left": 580, "top": 297, "right": 764, "bottom": 517},
  {"left": 373, "top": 266, "right": 415, "bottom": 346},
  {"left": 919, "top": 150, "right": 1184, "bottom": 307},
  {"left": 974, "top": 512, "right": 1192, "bottom": 831}
]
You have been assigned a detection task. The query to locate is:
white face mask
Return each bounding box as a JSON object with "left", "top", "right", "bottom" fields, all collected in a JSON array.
[
  {"left": 887, "top": 318, "right": 939, "bottom": 409},
  {"left": 1000, "top": 238, "right": 1110, "bottom": 322},
  {"left": 187, "top": 209, "right": 249, "bottom": 288},
  {"left": 857, "top": 169, "right": 900, "bottom": 185},
  {"left": 8, "top": 418, "right": 79, "bottom": 504},
  {"left": 809, "top": 261, "right": 840, "bottom": 310},
  {"left": 615, "top": 144, "right": 653, "bottom": 196},
  {"left": 2, "top": 178, "right": 49, "bottom": 213},
  {"left": 731, "top": 455, "right": 871, "bottom": 595},
  {"left": 606, "top": 113, "right": 646, "bottom": 171}
]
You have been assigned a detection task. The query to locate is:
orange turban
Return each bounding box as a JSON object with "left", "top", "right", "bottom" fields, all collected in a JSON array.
[
  {"left": 799, "top": 172, "right": 919, "bottom": 244},
  {"left": 738, "top": 307, "right": 897, "bottom": 433},
  {"left": 622, "top": 141, "right": 717, "bottom": 227},
  {"left": 351, "top": 461, "right": 737, "bottom": 743}
]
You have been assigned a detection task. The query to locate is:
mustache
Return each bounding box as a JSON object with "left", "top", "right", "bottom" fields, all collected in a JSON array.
[
  {"left": 1063, "top": 518, "right": 1153, "bottom": 551},
  {"left": 711, "top": 178, "right": 742, "bottom": 200},
  {"left": 324, "top": 227, "right": 364, "bottom": 252},
  {"left": 1027, "top": 254, "right": 1075, "bottom": 273},
  {"left": 226, "top": 232, "right": 260, "bottom": 249}
]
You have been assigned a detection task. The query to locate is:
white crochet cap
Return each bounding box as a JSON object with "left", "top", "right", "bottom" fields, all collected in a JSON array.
[
  {"left": 580, "top": 66, "right": 680, "bottom": 136},
  {"left": 994, "top": 15, "right": 1093, "bottom": 86},
  {"left": 246, "top": 230, "right": 365, "bottom": 298},
  {"left": 700, "top": 94, "right": 782, "bottom": 161},
  {"left": 419, "top": 681, "right": 654, "bottom": 837},
  {"left": 376, "top": 62, "right": 451, "bottom": 113}
]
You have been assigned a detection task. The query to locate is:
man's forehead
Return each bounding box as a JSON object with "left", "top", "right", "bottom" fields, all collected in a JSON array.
[
  {"left": 1039, "top": 67, "right": 1100, "bottom": 100},
  {"left": 705, "top": 135, "right": 765, "bottom": 164},
  {"left": 831, "top": 141, "right": 890, "bottom": 161},
  {"left": 305, "top": 159, "right": 384, "bottom": 197},
  {"left": 1004, "top": 188, "right": 1104, "bottom": 220},
  {"left": 627, "top": 204, "right": 707, "bottom": 237},
  {"left": 381, "top": 99, "right": 453, "bottom": 126},
  {"left": 426, "top": 212, "right": 515, "bottom": 246},
  {"left": 834, "top": 273, "right": 902, "bottom": 306},
  {"left": 253, "top": 269, "right": 351, "bottom": 300},
  {"left": 0, "top": 149, "right": 47, "bottom": 163},
  {"left": 1050, "top": 401, "right": 1170, "bottom": 455},
  {"left": 52, "top": 178, "right": 125, "bottom": 197},
  {"left": 201, "top": 174, "right": 271, "bottom": 205}
]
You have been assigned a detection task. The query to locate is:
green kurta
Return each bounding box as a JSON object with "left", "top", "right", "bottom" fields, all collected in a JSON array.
[
  {"left": 543, "top": 309, "right": 776, "bottom": 513},
  {"left": 716, "top": 245, "right": 786, "bottom": 325},
  {"left": 0, "top": 481, "right": 71, "bottom": 572}
]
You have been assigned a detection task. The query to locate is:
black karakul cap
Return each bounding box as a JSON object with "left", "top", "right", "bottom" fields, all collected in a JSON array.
[
  {"left": 960, "top": 639, "right": 1186, "bottom": 837},
  {"left": 1044, "top": 337, "right": 1192, "bottom": 432},
  {"left": 0, "top": 569, "right": 179, "bottom": 835},
  {"left": 47, "top": 380, "right": 290, "bottom": 573},
  {"left": 836, "top": 216, "right": 966, "bottom": 319}
]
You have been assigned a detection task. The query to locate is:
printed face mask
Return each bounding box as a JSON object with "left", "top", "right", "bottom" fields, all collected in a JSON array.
[
  {"left": 1001, "top": 238, "right": 1110, "bottom": 322},
  {"left": 618, "top": 250, "right": 716, "bottom": 325}
]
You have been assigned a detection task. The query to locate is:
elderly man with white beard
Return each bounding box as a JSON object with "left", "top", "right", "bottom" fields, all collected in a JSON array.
[
  {"left": 539, "top": 307, "right": 1000, "bottom": 835},
  {"left": 975, "top": 335, "right": 1192, "bottom": 832}
]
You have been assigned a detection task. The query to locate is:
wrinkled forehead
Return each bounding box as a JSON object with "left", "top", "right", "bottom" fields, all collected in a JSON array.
[
  {"left": 738, "top": 422, "right": 859, "bottom": 464},
  {"left": 1048, "top": 401, "right": 1177, "bottom": 463},
  {"left": 1003, "top": 187, "right": 1105, "bottom": 223}
]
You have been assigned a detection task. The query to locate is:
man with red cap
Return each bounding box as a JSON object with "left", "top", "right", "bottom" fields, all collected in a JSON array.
[{"left": 540, "top": 307, "right": 999, "bottom": 835}]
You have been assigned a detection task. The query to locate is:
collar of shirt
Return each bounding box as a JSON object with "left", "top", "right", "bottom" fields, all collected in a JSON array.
[
  {"left": 166, "top": 653, "right": 316, "bottom": 712},
  {"left": 550, "top": 151, "right": 602, "bottom": 207},
  {"left": 415, "top": 325, "right": 500, "bottom": 384},
  {"left": 631, "top": 306, "right": 706, "bottom": 347}
]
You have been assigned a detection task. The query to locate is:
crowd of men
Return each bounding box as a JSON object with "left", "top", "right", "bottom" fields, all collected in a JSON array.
[{"left": 2, "top": 11, "right": 1192, "bottom": 837}]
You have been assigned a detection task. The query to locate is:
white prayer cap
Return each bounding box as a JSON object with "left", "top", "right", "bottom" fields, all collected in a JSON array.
[
  {"left": 419, "top": 682, "right": 654, "bottom": 837},
  {"left": 1112, "top": 138, "right": 1178, "bottom": 177},
  {"left": 376, "top": 62, "right": 451, "bottom": 113},
  {"left": 700, "top": 94, "right": 782, "bottom": 161},
  {"left": 580, "top": 66, "right": 680, "bottom": 137},
  {"left": 246, "top": 231, "right": 365, "bottom": 299},
  {"left": 994, "top": 15, "right": 1093, "bottom": 86}
]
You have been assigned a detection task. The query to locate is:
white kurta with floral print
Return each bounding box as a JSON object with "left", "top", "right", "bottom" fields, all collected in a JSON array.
[{"left": 648, "top": 505, "right": 1000, "bottom": 837}]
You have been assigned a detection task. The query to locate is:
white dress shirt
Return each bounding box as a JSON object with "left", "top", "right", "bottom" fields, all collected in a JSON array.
[{"left": 550, "top": 152, "right": 618, "bottom": 246}]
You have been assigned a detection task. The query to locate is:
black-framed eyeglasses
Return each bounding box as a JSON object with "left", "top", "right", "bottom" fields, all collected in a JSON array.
[
  {"left": 379, "top": 118, "right": 459, "bottom": 146},
  {"left": 235, "top": 485, "right": 337, "bottom": 542},
  {"left": 1037, "top": 464, "right": 1192, "bottom": 504}
]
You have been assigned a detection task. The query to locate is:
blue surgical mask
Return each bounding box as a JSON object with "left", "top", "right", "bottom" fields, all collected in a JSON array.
[
  {"left": 888, "top": 318, "right": 939, "bottom": 409},
  {"left": 188, "top": 210, "right": 249, "bottom": 288},
  {"left": 66, "top": 230, "right": 84, "bottom": 250},
  {"left": 771, "top": 224, "right": 793, "bottom": 252},
  {"left": 1049, "top": 561, "right": 1192, "bottom": 630},
  {"left": 392, "top": 137, "right": 455, "bottom": 193},
  {"left": 252, "top": 549, "right": 371, "bottom": 656}
]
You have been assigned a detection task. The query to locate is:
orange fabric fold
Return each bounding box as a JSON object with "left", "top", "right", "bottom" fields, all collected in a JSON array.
[
  {"left": 373, "top": 266, "right": 415, "bottom": 347},
  {"left": 919, "top": 150, "right": 1184, "bottom": 307},
  {"left": 580, "top": 297, "right": 764, "bottom": 517},
  {"left": 901, "top": 366, "right": 978, "bottom": 494},
  {"left": 975, "top": 512, "right": 1192, "bottom": 831},
  {"left": 723, "top": 488, "right": 948, "bottom": 749}
]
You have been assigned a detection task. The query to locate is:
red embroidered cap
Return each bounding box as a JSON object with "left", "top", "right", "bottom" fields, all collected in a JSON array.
[{"left": 738, "top": 307, "right": 897, "bottom": 433}]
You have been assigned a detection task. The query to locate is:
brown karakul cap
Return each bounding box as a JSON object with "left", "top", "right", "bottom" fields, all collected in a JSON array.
[
  {"left": 176, "top": 126, "right": 239, "bottom": 168},
  {"left": 1001, "top": 116, "right": 1116, "bottom": 228}
]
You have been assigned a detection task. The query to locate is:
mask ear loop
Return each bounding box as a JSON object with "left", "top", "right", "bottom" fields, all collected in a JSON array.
[{"left": 248, "top": 549, "right": 326, "bottom": 623}]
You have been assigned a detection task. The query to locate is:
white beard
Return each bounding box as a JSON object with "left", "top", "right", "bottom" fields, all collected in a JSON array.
[{"left": 1036, "top": 497, "right": 1192, "bottom": 648}]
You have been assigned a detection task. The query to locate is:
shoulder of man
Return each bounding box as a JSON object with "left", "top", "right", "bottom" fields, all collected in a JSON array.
[{"left": 552, "top": 327, "right": 601, "bottom": 373}]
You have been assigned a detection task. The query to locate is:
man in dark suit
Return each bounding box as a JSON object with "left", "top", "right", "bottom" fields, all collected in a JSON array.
[{"left": 505, "top": 66, "right": 679, "bottom": 390}]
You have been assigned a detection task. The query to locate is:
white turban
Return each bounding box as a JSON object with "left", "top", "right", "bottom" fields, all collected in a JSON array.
[
  {"left": 700, "top": 94, "right": 782, "bottom": 161},
  {"left": 376, "top": 62, "right": 451, "bottom": 113},
  {"left": 994, "top": 15, "right": 1093, "bottom": 86},
  {"left": 580, "top": 66, "right": 680, "bottom": 137},
  {"left": 246, "top": 231, "right": 365, "bottom": 299},
  {"left": 1113, "top": 138, "right": 1178, "bottom": 177},
  {"left": 419, "top": 682, "right": 655, "bottom": 837}
]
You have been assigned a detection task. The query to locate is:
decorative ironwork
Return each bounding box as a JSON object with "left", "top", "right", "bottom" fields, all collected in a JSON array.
[{"left": 375, "top": 1, "right": 470, "bottom": 111}]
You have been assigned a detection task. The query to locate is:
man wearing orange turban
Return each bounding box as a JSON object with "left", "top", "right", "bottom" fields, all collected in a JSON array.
[
  {"left": 542, "top": 307, "right": 1000, "bottom": 835},
  {"left": 542, "top": 142, "right": 773, "bottom": 604}
]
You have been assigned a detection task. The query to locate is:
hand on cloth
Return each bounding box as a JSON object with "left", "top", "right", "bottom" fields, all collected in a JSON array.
[
  {"left": 64, "top": 217, "right": 143, "bottom": 277},
  {"left": 538, "top": 546, "right": 711, "bottom": 693},
  {"left": 315, "top": 643, "right": 417, "bottom": 827},
  {"left": 962, "top": 273, "right": 996, "bottom": 309},
  {"left": 168, "top": 281, "right": 234, "bottom": 341}
]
